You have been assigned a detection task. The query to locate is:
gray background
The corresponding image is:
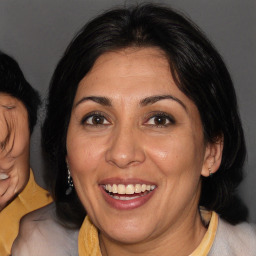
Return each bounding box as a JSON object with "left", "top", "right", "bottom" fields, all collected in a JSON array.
[{"left": 0, "top": 0, "right": 255, "bottom": 222}]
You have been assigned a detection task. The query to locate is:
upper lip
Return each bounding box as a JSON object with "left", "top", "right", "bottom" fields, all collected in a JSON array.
[{"left": 99, "top": 177, "right": 157, "bottom": 186}]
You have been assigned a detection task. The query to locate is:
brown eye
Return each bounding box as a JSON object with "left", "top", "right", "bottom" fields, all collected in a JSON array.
[
  {"left": 145, "top": 113, "right": 175, "bottom": 127},
  {"left": 82, "top": 113, "right": 110, "bottom": 126},
  {"left": 91, "top": 115, "right": 105, "bottom": 125},
  {"left": 153, "top": 116, "right": 168, "bottom": 126}
]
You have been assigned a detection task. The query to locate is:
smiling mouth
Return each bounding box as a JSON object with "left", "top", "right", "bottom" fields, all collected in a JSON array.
[{"left": 103, "top": 184, "right": 156, "bottom": 201}]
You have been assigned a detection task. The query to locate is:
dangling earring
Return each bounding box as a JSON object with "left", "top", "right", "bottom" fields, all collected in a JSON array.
[{"left": 65, "top": 167, "right": 74, "bottom": 195}]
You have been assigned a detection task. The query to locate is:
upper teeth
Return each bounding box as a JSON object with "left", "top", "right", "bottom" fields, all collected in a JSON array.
[
  {"left": 104, "top": 184, "right": 156, "bottom": 194},
  {"left": 0, "top": 173, "right": 9, "bottom": 180}
]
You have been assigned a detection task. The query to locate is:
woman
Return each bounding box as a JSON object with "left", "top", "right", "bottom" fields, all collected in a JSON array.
[
  {"left": 0, "top": 51, "right": 52, "bottom": 256},
  {"left": 13, "top": 4, "right": 256, "bottom": 255}
]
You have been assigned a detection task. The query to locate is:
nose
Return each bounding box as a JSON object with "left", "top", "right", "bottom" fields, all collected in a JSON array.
[{"left": 105, "top": 125, "right": 146, "bottom": 169}]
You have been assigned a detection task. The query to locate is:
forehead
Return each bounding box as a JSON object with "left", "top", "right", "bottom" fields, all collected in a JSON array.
[
  {"left": 75, "top": 47, "right": 183, "bottom": 100},
  {"left": 88, "top": 47, "right": 169, "bottom": 79},
  {"left": 0, "top": 93, "right": 19, "bottom": 106},
  {"left": 0, "top": 93, "right": 28, "bottom": 117},
  {"left": 91, "top": 47, "right": 169, "bottom": 74},
  {"left": 74, "top": 47, "right": 200, "bottom": 116}
]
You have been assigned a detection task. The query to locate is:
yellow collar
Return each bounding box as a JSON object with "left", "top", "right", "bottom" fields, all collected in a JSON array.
[
  {"left": 189, "top": 211, "right": 218, "bottom": 256},
  {"left": 78, "top": 215, "right": 101, "bottom": 256}
]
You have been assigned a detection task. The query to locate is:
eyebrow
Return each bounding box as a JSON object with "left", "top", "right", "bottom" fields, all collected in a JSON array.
[
  {"left": 74, "top": 96, "right": 112, "bottom": 108},
  {"left": 140, "top": 95, "right": 187, "bottom": 111},
  {"left": 74, "top": 94, "right": 186, "bottom": 111},
  {"left": 0, "top": 104, "right": 16, "bottom": 110}
]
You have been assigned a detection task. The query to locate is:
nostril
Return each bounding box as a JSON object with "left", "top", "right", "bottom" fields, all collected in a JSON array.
[
  {"left": 106, "top": 157, "right": 141, "bottom": 169},
  {"left": 105, "top": 131, "right": 146, "bottom": 168}
]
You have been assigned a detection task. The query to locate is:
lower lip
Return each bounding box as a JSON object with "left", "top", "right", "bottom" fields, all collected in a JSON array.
[{"left": 100, "top": 186, "right": 156, "bottom": 210}]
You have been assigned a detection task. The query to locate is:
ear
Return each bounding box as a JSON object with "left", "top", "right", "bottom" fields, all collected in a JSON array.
[{"left": 201, "top": 135, "right": 223, "bottom": 177}]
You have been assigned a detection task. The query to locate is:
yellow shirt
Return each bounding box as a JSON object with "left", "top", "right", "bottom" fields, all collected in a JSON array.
[
  {"left": 0, "top": 170, "right": 53, "bottom": 256},
  {"left": 78, "top": 211, "right": 218, "bottom": 256}
]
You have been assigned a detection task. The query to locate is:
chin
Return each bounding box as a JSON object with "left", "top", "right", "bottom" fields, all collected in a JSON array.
[{"left": 100, "top": 216, "right": 155, "bottom": 244}]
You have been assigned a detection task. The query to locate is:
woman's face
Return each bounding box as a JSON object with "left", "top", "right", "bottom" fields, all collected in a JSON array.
[
  {"left": 66, "top": 47, "right": 217, "bottom": 244},
  {"left": 0, "top": 94, "right": 30, "bottom": 210}
]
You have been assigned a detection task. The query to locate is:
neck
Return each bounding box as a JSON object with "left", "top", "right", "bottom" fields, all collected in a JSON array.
[{"left": 99, "top": 208, "right": 207, "bottom": 256}]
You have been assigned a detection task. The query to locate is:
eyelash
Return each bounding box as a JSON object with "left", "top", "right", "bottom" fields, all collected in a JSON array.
[
  {"left": 80, "top": 111, "right": 175, "bottom": 128},
  {"left": 81, "top": 111, "right": 111, "bottom": 127},
  {"left": 144, "top": 112, "right": 176, "bottom": 127}
]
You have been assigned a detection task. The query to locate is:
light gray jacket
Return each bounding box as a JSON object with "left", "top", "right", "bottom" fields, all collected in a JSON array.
[{"left": 209, "top": 217, "right": 256, "bottom": 255}]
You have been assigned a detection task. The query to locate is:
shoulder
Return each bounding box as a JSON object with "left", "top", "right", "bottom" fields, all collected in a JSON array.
[
  {"left": 11, "top": 203, "right": 79, "bottom": 256},
  {"left": 209, "top": 217, "right": 256, "bottom": 256}
]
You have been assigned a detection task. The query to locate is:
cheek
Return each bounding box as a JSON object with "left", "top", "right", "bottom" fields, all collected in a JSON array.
[
  {"left": 0, "top": 126, "right": 7, "bottom": 143},
  {"left": 7, "top": 116, "right": 30, "bottom": 158},
  {"left": 66, "top": 133, "right": 105, "bottom": 176},
  {"left": 145, "top": 134, "right": 203, "bottom": 177},
  {"left": 11, "top": 133, "right": 30, "bottom": 157}
]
